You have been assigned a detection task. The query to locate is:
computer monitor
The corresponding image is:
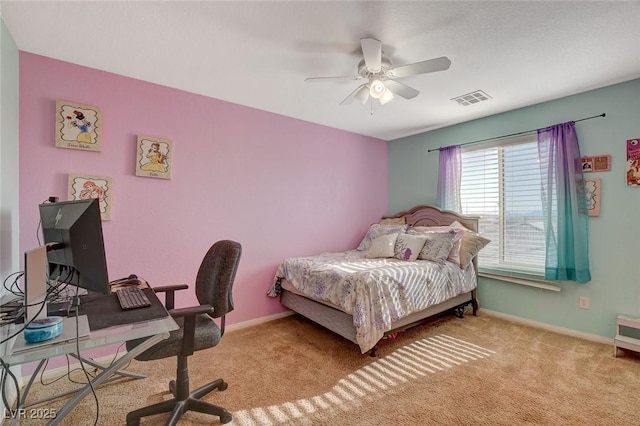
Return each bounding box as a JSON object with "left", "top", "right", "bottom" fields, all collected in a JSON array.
[{"left": 38, "top": 199, "right": 110, "bottom": 296}]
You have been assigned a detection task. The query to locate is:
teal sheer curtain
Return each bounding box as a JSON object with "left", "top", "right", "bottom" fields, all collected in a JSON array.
[{"left": 537, "top": 122, "right": 591, "bottom": 283}]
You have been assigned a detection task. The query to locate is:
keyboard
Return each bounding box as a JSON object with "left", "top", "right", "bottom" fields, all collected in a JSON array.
[{"left": 116, "top": 287, "right": 151, "bottom": 310}]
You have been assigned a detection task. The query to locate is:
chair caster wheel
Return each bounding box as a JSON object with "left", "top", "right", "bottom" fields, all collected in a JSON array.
[
  {"left": 218, "top": 381, "right": 228, "bottom": 391},
  {"left": 220, "top": 412, "right": 232, "bottom": 424}
]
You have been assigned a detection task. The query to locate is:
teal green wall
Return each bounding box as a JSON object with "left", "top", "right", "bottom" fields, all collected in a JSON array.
[
  {"left": 0, "top": 12, "right": 20, "bottom": 411},
  {"left": 389, "top": 79, "right": 640, "bottom": 339},
  {"left": 1, "top": 15, "right": 20, "bottom": 288}
]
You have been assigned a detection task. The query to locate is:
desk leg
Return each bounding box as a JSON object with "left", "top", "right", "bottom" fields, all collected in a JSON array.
[
  {"left": 45, "top": 332, "right": 169, "bottom": 426},
  {"left": 16, "top": 354, "right": 147, "bottom": 411},
  {"left": 22, "top": 356, "right": 146, "bottom": 410},
  {"left": 10, "top": 359, "right": 47, "bottom": 426}
]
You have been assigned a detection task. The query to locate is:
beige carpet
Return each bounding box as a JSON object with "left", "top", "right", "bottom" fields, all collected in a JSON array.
[{"left": 18, "top": 312, "right": 640, "bottom": 425}]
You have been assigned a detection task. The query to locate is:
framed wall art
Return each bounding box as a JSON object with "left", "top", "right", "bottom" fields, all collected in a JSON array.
[
  {"left": 581, "top": 157, "right": 594, "bottom": 172},
  {"left": 135, "top": 135, "right": 172, "bottom": 179},
  {"left": 581, "top": 155, "right": 610, "bottom": 173},
  {"left": 55, "top": 100, "right": 102, "bottom": 151},
  {"left": 627, "top": 138, "right": 640, "bottom": 186},
  {"left": 585, "top": 177, "right": 601, "bottom": 217},
  {"left": 68, "top": 173, "right": 113, "bottom": 220}
]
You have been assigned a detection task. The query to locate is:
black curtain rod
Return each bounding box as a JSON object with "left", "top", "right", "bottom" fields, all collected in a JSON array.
[{"left": 427, "top": 113, "right": 606, "bottom": 153}]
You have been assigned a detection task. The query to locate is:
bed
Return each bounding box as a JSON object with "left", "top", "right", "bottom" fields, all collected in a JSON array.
[{"left": 267, "top": 205, "right": 482, "bottom": 356}]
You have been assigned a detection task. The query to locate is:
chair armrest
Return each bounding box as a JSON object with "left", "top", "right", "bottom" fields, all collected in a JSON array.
[
  {"left": 168, "top": 304, "right": 214, "bottom": 356},
  {"left": 152, "top": 284, "right": 189, "bottom": 293},
  {"left": 168, "top": 304, "right": 214, "bottom": 319},
  {"left": 152, "top": 284, "right": 189, "bottom": 310}
]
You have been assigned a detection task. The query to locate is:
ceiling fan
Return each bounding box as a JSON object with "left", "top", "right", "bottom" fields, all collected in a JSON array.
[{"left": 305, "top": 38, "right": 451, "bottom": 106}]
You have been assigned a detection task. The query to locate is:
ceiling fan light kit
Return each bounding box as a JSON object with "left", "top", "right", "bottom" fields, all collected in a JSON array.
[
  {"left": 379, "top": 87, "right": 394, "bottom": 105},
  {"left": 369, "top": 79, "right": 385, "bottom": 99},
  {"left": 305, "top": 37, "right": 451, "bottom": 108}
]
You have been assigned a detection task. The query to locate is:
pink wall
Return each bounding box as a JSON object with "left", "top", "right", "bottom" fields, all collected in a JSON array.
[{"left": 18, "top": 52, "right": 388, "bottom": 326}]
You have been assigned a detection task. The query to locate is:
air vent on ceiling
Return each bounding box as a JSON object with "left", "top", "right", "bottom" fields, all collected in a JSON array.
[{"left": 451, "top": 90, "right": 492, "bottom": 106}]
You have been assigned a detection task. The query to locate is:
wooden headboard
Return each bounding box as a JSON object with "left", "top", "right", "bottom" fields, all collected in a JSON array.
[{"left": 384, "top": 204, "right": 479, "bottom": 233}]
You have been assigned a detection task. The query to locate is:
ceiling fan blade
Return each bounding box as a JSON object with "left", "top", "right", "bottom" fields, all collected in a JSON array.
[
  {"left": 340, "top": 84, "right": 369, "bottom": 105},
  {"left": 387, "top": 56, "right": 451, "bottom": 78},
  {"left": 384, "top": 80, "right": 420, "bottom": 99},
  {"left": 360, "top": 38, "right": 382, "bottom": 72},
  {"left": 305, "top": 75, "right": 361, "bottom": 83}
]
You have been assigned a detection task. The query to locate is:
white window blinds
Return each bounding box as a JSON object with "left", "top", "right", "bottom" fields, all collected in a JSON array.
[{"left": 460, "top": 135, "right": 549, "bottom": 277}]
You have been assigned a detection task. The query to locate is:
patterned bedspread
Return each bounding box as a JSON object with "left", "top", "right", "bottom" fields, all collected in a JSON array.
[{"left": 267, "top": 250, "right": 476, "bottom": 353}]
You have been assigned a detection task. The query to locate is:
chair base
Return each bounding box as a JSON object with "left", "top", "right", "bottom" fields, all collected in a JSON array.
[{"left": 126, "top": 378, "right": 231, "bottom": 426}]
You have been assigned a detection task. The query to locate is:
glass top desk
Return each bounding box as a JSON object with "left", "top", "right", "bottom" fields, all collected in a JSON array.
[{"left": 3, "top": 289, "right": 178, "bottom": 425}]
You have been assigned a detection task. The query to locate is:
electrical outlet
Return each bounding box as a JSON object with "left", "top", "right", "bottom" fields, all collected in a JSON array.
[{"left": 579, "top": 296, "right": 590, "bottom": 309}]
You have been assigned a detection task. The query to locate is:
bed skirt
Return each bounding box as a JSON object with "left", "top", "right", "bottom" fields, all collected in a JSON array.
[{"left": 280, "top": 281, "right": 474, "bottom": 348}]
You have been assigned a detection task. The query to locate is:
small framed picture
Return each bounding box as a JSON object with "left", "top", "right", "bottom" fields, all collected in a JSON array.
[
  {"left": 68, "top": 174, "right": 113, "bottom": 220},
  {"left": 591, "top": 155, "right": 611, "bottom": 172},
  {"left": 581, "top": 155, "right": 610, "bottom": 173},
  {"left": 627, "top": 138, "right": 640, "bottom": 186},
  {"left": 55, "top": 100, "right": 102, "bottom": 151},
  {"left": 135, "top": 136, "right": 172, "bottom": 179},
  {"left": 581, "top": 157, "right": 594, "bottom": 172}
]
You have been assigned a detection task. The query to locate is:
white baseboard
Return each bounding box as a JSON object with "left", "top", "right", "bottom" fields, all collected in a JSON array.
[
  {"left": 226, "top": 311, "right": 294, "bottom": 333},
  {"left": 481, "top": 308, "right": 613, "bottom": 345}
]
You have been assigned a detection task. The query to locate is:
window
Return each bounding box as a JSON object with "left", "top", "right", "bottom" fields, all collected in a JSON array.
[{"left": 459, "top": 135, "right": 553, "bottom": 278}]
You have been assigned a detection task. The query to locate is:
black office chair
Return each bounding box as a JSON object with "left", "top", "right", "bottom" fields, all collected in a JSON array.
[{"left": 125, "top": 240, "right": 242, "bottom": 426}]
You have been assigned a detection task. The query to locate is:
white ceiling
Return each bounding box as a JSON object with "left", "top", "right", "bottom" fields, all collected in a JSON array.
[{"left": 2, "top": 1, "right": 639, "bottom": 141}]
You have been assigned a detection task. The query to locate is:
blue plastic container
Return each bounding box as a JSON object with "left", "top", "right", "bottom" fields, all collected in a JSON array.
[{"left": 24, "top": 317, "right": 63, "bottom": 343}]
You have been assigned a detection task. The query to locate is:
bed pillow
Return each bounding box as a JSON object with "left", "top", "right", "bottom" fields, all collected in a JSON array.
[
  {"left": 459, "top": 232, "right": 491, "bottom": 268},
  {"left": 449, "top": 221, "right": 491, "bottom": 268},
  {"left": 394, "top": 233, "right": 428, "bottom": 261},
  {"left": 357, "top": 223, "right": 407, "bottom": 251},
  {"left": 409, "top": 226, "right": 465, "bottom": 265},
  {"left": 416, "top": 231, "right": 457, "bottom": 262},
  {"left": 365, "top": 233, "right": 399, "bottom": 259}
]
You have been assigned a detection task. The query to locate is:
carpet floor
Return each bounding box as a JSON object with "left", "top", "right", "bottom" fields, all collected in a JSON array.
[{"left": 18, "top": 311, "right": 640, "bottom": 425}]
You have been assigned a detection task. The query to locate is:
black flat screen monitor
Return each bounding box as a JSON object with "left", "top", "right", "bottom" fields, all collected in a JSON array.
[{"left": 39, "top": 198, "right": 110, "bottom": 295}]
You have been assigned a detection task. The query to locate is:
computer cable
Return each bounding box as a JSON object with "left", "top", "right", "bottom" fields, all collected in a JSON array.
[
  {"left": 0, "top": 357, "right": 20, "bottom": 416},
  {"left": 0, "top": 284, "right": 53, "bottom": 345},
  {"left": 46, "top": 277, "right": 74, "bottom": 305},
  {"left": 37, "top": 354, "right": 95, "bottom": 387},
  {"left": 107, "top": 342, "right": 127, "bottom": 366},
  {"left": 66, "top": 342, "right": 129, "bottom": 386},
  {"left": 0, "top": 277, "right": 73, "bottom": 341},
  {"left": 50, "top": 268, "right": 78, "bottom": 302},
  {"left": 3, "top": 271, "right": 24, "bottom": 296},
  {"left": 72, "top": 294, "right": 99, "bottom": 426}
]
